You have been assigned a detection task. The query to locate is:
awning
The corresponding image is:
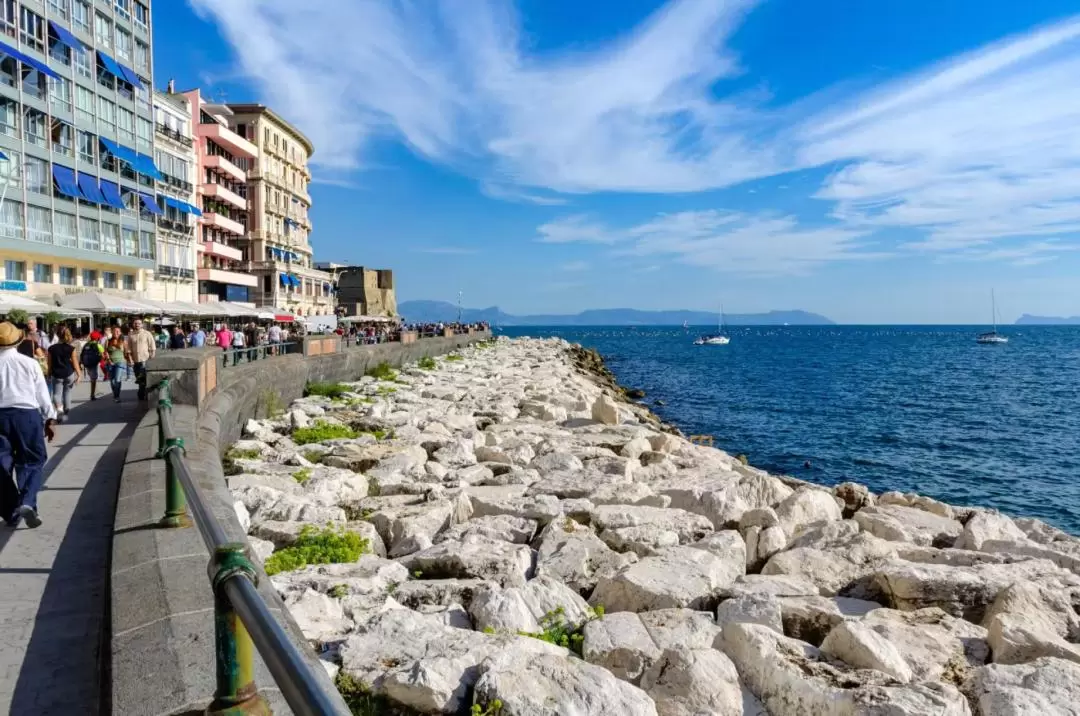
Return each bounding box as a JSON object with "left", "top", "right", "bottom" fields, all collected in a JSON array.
[
  {"left": 117, "top": 63, "right": 143, "bottom": 89},
  {"left": 139, "top": 192, "right": 163, "bottom": 215},
  {"left": 99, "top": 180, "right": 127, "bottom": 210},
  {"left": 48, "top": 21, "right": 83, "bottom": 50},
  {"left": 133, "top": 152, "right": 162, "bottom": 180},
  {"left": 0, "top": 150, "right": 7, "bottom": 160},
  {"left": 96, "top": 50, "right": 125, "bottom": 82},
  {"left": 60, "top": 292, "right": 160, "bottom": 315},
  {"left": 52, "top": 165, "right": 83, "bottom": 199},
  {"left": 278, "top": 273, "right": 289, "bottom": 286},
  {"left": 99, "top": 137, "right": 138, "bottom": 166},
  {"left": 0, "top": 40, "right": 61, "bottom": 81},
  {"left": 274, "top": 314, "right": 295, "bottom": 323},
  {"left": 77, "top": 172, "right": 107, "bottom": 205}
]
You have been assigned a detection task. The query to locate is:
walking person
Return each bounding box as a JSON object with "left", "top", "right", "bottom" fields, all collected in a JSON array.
[
  {"left": 267, "top": 322, "right": 282, "bottom": 355},
  {"left": 126, "top": 318, "right": 156, "bottom": 401},
  {"left": 80, "top": 330, "right": 105, "bottom": 400},
  {"left": 105, "top": 326, "right": 127, "bottom": 402},
  {"left": 25, "top": 318, "right": 50, "bottom": 350},
  {"left": 244, "top": 321, "right": 259, "bottom": 362},
  {"left": 121, "top": 325, "right": 134, "bottom": 382},
  {"left": 215, "top": 324, "right": 233, "bottom": 366},
  {"left": 0, "top": 322, "right": 57, "bottom": 529},
  {"left": 47, "top": 327, "right": 81, "bottom": 422},
  {"left": 189, "top": 324, "right": 206, "bottom": 348},
  {"left": 169, "top": 325, "right": 186, "bottom": 351}
]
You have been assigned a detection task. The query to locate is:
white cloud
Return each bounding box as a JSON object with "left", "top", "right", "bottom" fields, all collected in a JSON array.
[
  {"left": 560, "top": 260, "right": 590, "bottom": 272},
  {"left": 536, "top": 215, "right": 619, "bottom": 244},
  {"left": 480, "top": 182, "right": 568, "bottom": 205}
]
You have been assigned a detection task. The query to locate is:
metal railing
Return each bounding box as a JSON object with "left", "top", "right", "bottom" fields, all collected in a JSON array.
[
  {"left": 153, "top": 378, "right": 347, "bottom": 715},
  {"left": 214, "top": 341, "right": 301, "bottom": 368}
]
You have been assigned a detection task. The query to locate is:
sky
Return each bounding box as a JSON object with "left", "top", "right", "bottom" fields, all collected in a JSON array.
[{"left": 154, "top": 0, "right": 1080, "bottom": 323}]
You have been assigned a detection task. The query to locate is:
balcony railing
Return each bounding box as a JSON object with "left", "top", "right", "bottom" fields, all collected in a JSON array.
[
  {"left": 156, "top": 265, "right": 196, "bottom": 280},
  {"left": 155, "top": 123, "right": 194, "bottom": 147},
  {"left": 158, "top": 219, "right": 195, "bottom": 234},
  {"left": 157, "top": 173, "right": 195, "bottom": 194}
]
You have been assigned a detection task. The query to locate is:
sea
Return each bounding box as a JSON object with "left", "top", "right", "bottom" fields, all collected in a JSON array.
[{"left": 499, "top": 325, "right": 1080, "bottom": 535}]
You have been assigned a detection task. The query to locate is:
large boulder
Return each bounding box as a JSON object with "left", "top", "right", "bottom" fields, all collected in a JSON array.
[
  {"left": 964, "top": 657, "right": 1080, "bottom": 715},
  {"left": 640, "top": 646, "right": 744, "bottom": 716},
  {"left": 954, "top": 511, "right": 1029, "bottom": 551},
  {"left": 777, "top": 596, "right": 883, "bottom": 646},
  {"left": 775, "top": 487, "right": 843, "bottom": 534},
  {"left": 435, "top": 514, "right": 538, "bottom": 545},
  {"left": 590, "top": 546, "right": 744, "bottom": 613},
  {"left": 535, "top": 520, "right": 638, "bottom": 595},
  {"left": 397, "top": 535, "right": 533, "bottom": 587},
  {"left": 591, "top": 505, "right": 715, "bottom": 543},
  {"left": 469, "top": 576, "right": 592, "bottom": 634},
  {"left": 762, "top": 532, "right": 898, "bottom": 596},
  {"left": 982, "top": 581, "right": 1080, "bottom": 666},
  {"left": 853, "top": 504, "right": 963, "bottom": 547}
]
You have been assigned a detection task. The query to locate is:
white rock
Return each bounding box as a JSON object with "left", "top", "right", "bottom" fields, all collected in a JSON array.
[
  {"left": 854, "top": 503, "right": 963, "bottom": 547},
  {"left": 621, "top": 437, "right": 653, "bottom": 460},
  {"left": 777, "top": 596, "right": 883, "bottom": 646},
  {"left": 470, "top": 576, "right": 592, "bottom": 634},
  {"left": 398, "top": 535, "right": 533, "bottom": 587},
  {"left": 234, "top": 500, "right": 251, "bottom": 533},
  {"left": 249, "top": 537, "right": 275, "bottom": 562},
  {"left": 965, "top": 657, "right": 1080, "bottom": 715},
  {"left": 590, "top": 546, "right": 744, "bottom": 613},
  {"left": 583, "top": 611, "right": 662, "bottom": 684},
  {"left": 592, "top": 505, "right": 715, "bottom": 544},
  {"left": 601, "top": 526, "right": 681, "bottom": 557},
  {"left": 756, "top": 525, "right": 788, "bottom": 562},
  {"left": 820, "top": 620, "right": 915, "bottom": 682},
  {"left": 284, "top": 588, "right": 349, "bottom": 643},
  {"left": 435, "top": 514, "right": 538, "bottom": 545},
  {"left": 775, "top": 487, "right": 843, "bottom": 534},
  {"left": 640, "top": 647, "right": 743, "bottom": 716},
  {"left": 530, "top": 451, "right": 584, "bottom": 473},
  {"left": 740, "top": 507, "right": 780, "bottom": 530},
  {"left": 535, "top": 520, "right": 638, "bottom": 595},
  {"left": 954, "top": 511, "right": 1029, "bottom": 551},
  {"left": 716, "top": 594, "right": 783, "bottom": 634},
  {"left": 432, "top": 438, "right": 477, "bottom": 468},
  {"left": 592, "top": 394, "right": 620, "bottom": 425},
  {"left": 763, "top": 532, "right": 898, "bottom": 596},
  {"left": 288, "top": 409, "right": 312, "bottom": 430}
]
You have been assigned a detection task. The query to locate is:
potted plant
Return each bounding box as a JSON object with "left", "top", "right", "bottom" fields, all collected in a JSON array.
[{"left": 5, "top": 308, "right": 28, "bottom": 325}]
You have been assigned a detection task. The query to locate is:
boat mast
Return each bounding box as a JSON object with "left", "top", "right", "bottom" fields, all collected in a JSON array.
[
  {"left": 719, "top": 304, "right": 724, "bottom": 334},
  {"left": 991, "top": 290, "right": 997, "bottom": 333}
]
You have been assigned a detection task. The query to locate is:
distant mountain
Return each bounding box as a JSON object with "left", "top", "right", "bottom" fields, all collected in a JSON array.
[
  {"left": 399, "top": 300, "right": 834, "bottom": 326},
  {"left": 1015, "top": 314, "right": 1080, "bottom": 325}
]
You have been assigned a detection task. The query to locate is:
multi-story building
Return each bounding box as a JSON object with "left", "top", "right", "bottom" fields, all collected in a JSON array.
[
  {"left": 335, "top": 266, "right": 396, "bottom": 318},
  {"left": 0, "top": 0, "right": 160, "bottom": 302},
  {"left": 225, "top": 103, "right": 333, "bottom": 316},
  {"left": 148, "top": 81, "right": 196, "bottom": 302},
  {"left": 182, "top": 88, "right": 258, "bottom": 304}
]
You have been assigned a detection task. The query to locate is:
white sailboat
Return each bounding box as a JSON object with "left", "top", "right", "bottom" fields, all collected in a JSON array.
[
  {"left": 694, "top": 305, "right": 731, "bottom": 345},
  {"left": 976, "top": 290, "right": 1008, "bottom": 344}
]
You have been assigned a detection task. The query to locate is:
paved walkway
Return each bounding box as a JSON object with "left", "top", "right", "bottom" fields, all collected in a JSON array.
[{"left": 0, "top": 378, "right": 144, "bottom": 715}]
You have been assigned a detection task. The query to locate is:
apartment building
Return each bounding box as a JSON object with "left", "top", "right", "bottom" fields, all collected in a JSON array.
[
  {"left": 226, "top": 103, "right": 333, "bottom": 316},
  {"left": 148, "top": 82, "right": 196, "bottom": 302},
  {"left": 181, "top": 88, "right": 258, "bottom": 304},
  {"left": 0, "top": 0, "right": 160, "bottom": 301}
]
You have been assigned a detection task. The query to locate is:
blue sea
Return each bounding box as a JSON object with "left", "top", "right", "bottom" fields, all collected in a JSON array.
[{"left": 500, "top": 325, "right": 1080, "bottom": 534}]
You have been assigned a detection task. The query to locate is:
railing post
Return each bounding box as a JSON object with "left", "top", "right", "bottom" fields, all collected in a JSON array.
[
  {"left": 156, "top": 379, "right": 192, "bottom": 528},
  {"left": 206, "top": 544, "right": 271, "bottom": 716}
]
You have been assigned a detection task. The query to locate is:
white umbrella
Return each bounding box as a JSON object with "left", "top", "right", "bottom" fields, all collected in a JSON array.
[{"left": 60, "top": 292, "right": 160, "bottom": 315}]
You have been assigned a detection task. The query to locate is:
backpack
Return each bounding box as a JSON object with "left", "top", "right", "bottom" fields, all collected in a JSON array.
[{"left": 80, "top": 341, "right": 102, "bottom": 366}]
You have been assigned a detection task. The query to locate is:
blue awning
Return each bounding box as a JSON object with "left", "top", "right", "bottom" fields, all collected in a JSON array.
[
  {"left": 279, "top": 273, "right": 289, "bottom": 287},
  {"left": 77, "top": 172, "right": 107, "bottom": 204},
  {"left": 163, "top": 196, "right": 202, "bottom": 216},
  {"left": 133, "top": 152, "right": 163, "bottom": 180},
  {"left": 48, "top": 21, "right": 83, "bottom": 51},
  {"left": 99, "top": 137, "right": 139, "bottom": 166},
  {"left": 0, "top": 150, "right": 7, "bottom": 160},
  {"left": 187, "top": 202, "right": 202, "bottom": 217},
  {"left": 117, "top": 63, "right": 143, "bottom": 89},
  {"left": 0, "top": 39, "right": 62, "bottom": 80},
  {"left": 139, "top": 192, "right": 163, "bottom": 215},
  {"left": 96, "top": 50, "right": 125, "bottom": 81},
  {"left": 52, "top": 165, "right": 83, "bottom": 199},
  {"left": 99, "top": 180, "right": 127, "bottom": 210}
]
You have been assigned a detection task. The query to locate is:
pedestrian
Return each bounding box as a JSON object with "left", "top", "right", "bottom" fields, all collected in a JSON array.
[
  {"left": 189, "top": 324, "right": 206, "bottom": 348},
  {"left": 47, "top": 327, "right": 81, "bottom": 422},
  {"left": 125, "top": 318, "right": 156, "bottom": 401},
  {"left": 215, "top": 324, "right": 233, "bottom": 366},
  {"left": 169, "top": 325, "right": 186, "bottom": 351},
  {"left": 231, "top": 324, "right": 246, "bottom": 362},
  {"left": 0, "top": 321, "right": 57, "bottom": 529},
  {"left": 267, "top": 322, "right": 282, "bottom": 355},
  {"left": 121, "top": 325, "right": 133, "bottom": 382},
  {"left": 105, "top": 326, "right": 127, "bottom": 402},
  {"left": 25, "top": 318, "right": 50, "bottom": 350},
  {"left": 244, "top": 321, "right": 259, "bottom": 361},
  {"left": 80, "top": 330, "right": 105, "bottom": 400}
]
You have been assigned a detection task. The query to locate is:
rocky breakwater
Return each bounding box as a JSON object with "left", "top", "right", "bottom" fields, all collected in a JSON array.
[{"left": 226, "top": 337, "right": 1080, "bottom": 715}]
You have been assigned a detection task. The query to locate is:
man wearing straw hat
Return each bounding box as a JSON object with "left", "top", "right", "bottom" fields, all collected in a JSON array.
[{"left": 0, "top": 322, "right": 56, "bottom": 528}]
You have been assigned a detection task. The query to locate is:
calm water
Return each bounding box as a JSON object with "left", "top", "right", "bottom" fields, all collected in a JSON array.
[{"left": 500, "top": 325, "right": 1080, "bottom": 534}]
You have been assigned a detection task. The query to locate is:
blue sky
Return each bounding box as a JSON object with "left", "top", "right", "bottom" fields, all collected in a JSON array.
[{"left": 157, "top": 0, "right": 1080, "bottom": 323}]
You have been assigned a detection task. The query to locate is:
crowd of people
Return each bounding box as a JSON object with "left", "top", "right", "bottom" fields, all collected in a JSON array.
[{"left": 400, "top": 321, "right": 491, "bottom": 336}]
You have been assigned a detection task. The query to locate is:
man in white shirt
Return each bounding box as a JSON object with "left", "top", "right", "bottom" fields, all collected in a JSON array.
[
  {"left": 0, "top": 322, "right": 56, "bottom": 528},
  {"left": 26, "top": 318, "right": 50, "bottom": 350}
]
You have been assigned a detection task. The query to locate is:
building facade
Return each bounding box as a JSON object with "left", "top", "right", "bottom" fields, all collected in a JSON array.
[
  {"left": 148, "top": 82, "right": 196, "bottom": 302},
  {"left": 182, "top": 88, "right": 258, "bottom": 304},
  {"left": 335, "top": 266, "right": 396, "bottom": 318},
  {"left": 0, "top": 0, "right": 160, "bottom": 302},
  {"left": 225, "top": 103, "right": 332, "bottom": 316}
]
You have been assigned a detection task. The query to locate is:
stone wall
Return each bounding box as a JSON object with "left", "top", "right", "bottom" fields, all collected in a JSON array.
[{"left": 110, "top": 332, "right": 489, "bottom": 715}]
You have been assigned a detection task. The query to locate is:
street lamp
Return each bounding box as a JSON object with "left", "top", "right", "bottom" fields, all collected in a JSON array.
[{"left": 457, "top": 290, "right": 463, "bottom": 324}]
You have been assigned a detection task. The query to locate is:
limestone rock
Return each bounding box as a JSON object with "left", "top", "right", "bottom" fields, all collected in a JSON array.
[
  {"left": 435, "top": 514, "right": 538, "bottom": 545},
  {"left": 720, "top": 574, "right": 820, "bottom": 599},
  {"left": 397, "top": 535, "right": 533, "bottom": 587},
  {"left": 740, "top": 507, "right": 780, "bottom": 530},
  {"left": 775, "top": 487, "right": 843, "bottom": 534},
  {"left": 763, "top": 532, "right": 898, "bottom": 596},
  {"left": 590, "top": 546, "right": 744, "bottom": 613},
  {"left": 965, "top": 657, "right": 1080, "bottom": 715},
  {"left": 582, "top": 611, "right": 662, "bottom": 684},
  {"left": 716, "top": 594, "right": 783, "bottom": 634},
  {"left": 854, "top": 504, "right": 963, "bottom": 547},
  {"left": 390, "top": 578, "right": 494, "bottom": 611},
  {"left": 834, "top": 482, "right": 874, "bottom": 517},
  {"left": 469, "top": 576, "right": 592, "bottom": 634},
  {"left": 591, "top": 504, "right": 715, "bottom": 543},
  {"left": 640, "top": 647, "right": 743, "bottom": 716},
  {"left": 535, "top": 520, "right": 639, "bottom": 595},
  {"left": 600, "top": 525, "right": 680, "bottom": 557},
  {"left": 778, "top": 596, "right": 883, "bottom": 646},
  {"left": 820, "top": 620, "right": 915, "bottom": 682},
  {"left": 638, "top": 608, "right": 723, "bottom": 651},
  {"left": 954, "top": 511, "right": 1029, "bottom": 551}
]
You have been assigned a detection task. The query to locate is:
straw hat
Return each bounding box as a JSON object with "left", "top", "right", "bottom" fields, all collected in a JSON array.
[{"left": 0, "top": 321, "right": 23, "bottom": 347}]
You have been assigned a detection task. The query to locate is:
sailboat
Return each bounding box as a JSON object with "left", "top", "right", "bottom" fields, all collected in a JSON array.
[
  {"left": 694, "top": 305, "right": 731, "bottom": 345},
  {"left": 976, "top": 290, "right": 1008, "bottom": 344}
]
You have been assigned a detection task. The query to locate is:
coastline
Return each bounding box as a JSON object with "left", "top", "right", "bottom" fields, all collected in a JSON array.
[{"left": 228, "top": 336, "right": 1080, "bottom": 715}]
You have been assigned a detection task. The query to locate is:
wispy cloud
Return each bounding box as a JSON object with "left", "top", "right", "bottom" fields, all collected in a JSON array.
[
  {"left": 480, "top": 182, "right": 568, "bottom": 206},
  {"left": 536, "top": 215, "right": 618, "bottom": 244},
  {"left": 560, "top": 260, "right": 590, "bottom": 272},
  {"left": 412, "top": 246, "right": 479, "bottom": 255}
]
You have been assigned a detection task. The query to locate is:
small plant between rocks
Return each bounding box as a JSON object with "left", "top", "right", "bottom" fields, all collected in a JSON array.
[
  {"left": 292, "top": 467, "right": 312, "bottom": 485},
  {"left": 301, "top": 450, "right": 325, "bottom": 464},
  {"left": 366, "top": 362, "right": 398, "bottom": 381},
  {"left": 263, "top": 526, "right": 369, "bottom": 576},
  {"left": 445, "top": 354, "right": 464, "bottom": 362},
  {"left": 417, "top": 356, "right": 437, "bottom": 370},
  {"left": 306, "top": 381, "right": 352, "bottom": 399},
  {"left": 292, "top": 421, "right": 359, "bottom": 445},
  {"left": 470, "top": 700, "right": 503, "bottom": 716},
  {"left": 328, "top": 584, "right": 349, "bottom": 599},
  {"left": 515, "top": 605, "right": 605, "bottom": 657}
]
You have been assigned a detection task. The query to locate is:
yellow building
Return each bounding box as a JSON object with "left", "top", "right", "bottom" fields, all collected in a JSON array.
[{"left": 225, "top": 104, "right": 334, "bottom": 317}]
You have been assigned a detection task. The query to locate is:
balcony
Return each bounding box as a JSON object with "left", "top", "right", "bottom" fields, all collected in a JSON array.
[
  {"left": 203, "top": 182, "right": 247, "bottom": 211},
  {"left": 155, "top": 123, "right": 194, "bottom": 148},
  {"left": 204, "top": 153, "right": 247, "bottom": 183},
  {"left": 202, "top": 241, "right": 242, "bottom": 261},
  {"left": 198, "top": 122, "right": 258, "bottom": 159},
  {"left": 158, "top": 218, "right": 195, "bottom": 235},
  {"left": 197, "top": 267, "right": 258, "bottom": 287},
  {"left": 201, "top": 211, "right": 245, "bottom": 237},
  {"left": 157, "top": 265, "right": 196, "bottom": 280}
]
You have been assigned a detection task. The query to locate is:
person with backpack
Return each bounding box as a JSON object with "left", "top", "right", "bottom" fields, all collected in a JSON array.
[
  {"left": 47, "top": 328, "right": 81, "bottom": 421},
  {"left": 80, "top": 331, "right": 105, "bottom": 400}
]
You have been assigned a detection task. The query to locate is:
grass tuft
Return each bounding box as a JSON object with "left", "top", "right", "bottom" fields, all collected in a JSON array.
[
  {"left": 292, "top": 421, "right": 358, "bottom": 445},
  {"left": 445, "top": 354, "right": 464, "bottom": 362},
  {"left": 306, "top": 382, "right": 351, "bottom": 399},
  {"left": 417, "top": 356, "right": 437, "bottom": 370},
  {"left": 292, "top": 467, "right": 312, "bottom": 485},
  {"left": 516, "top": 605, "right": 605, "bottom": 657},
  {"left": 263, "top": 526, "right": 369, "bottom": 576},
  {"left": 366, "top": 362, "right": 398, "bottom": 381}
]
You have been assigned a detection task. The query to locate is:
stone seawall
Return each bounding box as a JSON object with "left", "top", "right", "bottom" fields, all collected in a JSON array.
[{"left": 109, "top": 332, "right": 490, "bottom": 716}]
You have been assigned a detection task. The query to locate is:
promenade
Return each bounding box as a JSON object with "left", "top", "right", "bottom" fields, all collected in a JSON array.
[{"left": 0, "top": 379, "right": 142, "bottom": 715}]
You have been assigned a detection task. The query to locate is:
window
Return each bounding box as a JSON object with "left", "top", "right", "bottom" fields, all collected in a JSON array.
[
  {"left": 78, "top": 216, "right": 98, "bottom": 251},
  {"left": 115, "top": 0, "right": 130, "bottom": 19},
  {"left": 72, "top": 1, "right": 89, "bottom": 33},
  {"left": 51, "top": 120, "right": 73, "bottom": 157},
  {"left": 101, "top": 222, "right": 118, "bottom": 253},
  {"left": 48, "top": 0, "right": 70, "bottom": 21},
  {"left": 122, "top": 273, "right": 134, "bottom": 290},
  {"left": 133, "top": 1, "right": 148, "bottom": 30},
  {"left": 76, "top": 129, "right": 94, "bottom": 163},
  {"left": 0, "top": 201, "right": 20, "bottom": 238},
  {"left": 24, "top": 156, "right": 47, "bottom": 193},
  {"left": 82, "top": 268, "right": 98, "bottom": 286},
  {"left": 0, "top": 0, "right": 13, "bottom": 39},
  {"left": 103, "top": 271, "right": 117, "bottom": 288},
  {"left": 55, "top": 212, "right": 77, "bottom": 247},
  {"left": 49, "top": 34, "right": 70, "bottom": 66},
  {"left": 134, "top": 39, "right": 148, "bottom": 73},
  {"left": 26, "top": 206, "right": 50, "bottom": 243},
  {"left": 97, "top": 96, "right": 115, "bottom": 131},
  {"left": 0, "top": 96, "right": 17, "bottom": 137},
  {"left": 94, "top": 13, "right": 111, "bottom": 49},
  {"left": 23, "top": 107, "right": 46, "bottom": 146},
  {"left": 117, "top": 106, "right": 134, "bottom": 143},
  {"left": 19, "top": 6, "right": 44, "bottom": 52},
  {"left": 4, "top": 259, "right": 24, "bottom": 281},
  {"left": 115, "top": 27, "right": 131, "bottom": 61},
  {"left": 21, "top": 68, "right": 46, "bottom": 101},
  {"left": 122, "top": 227, "right": 137, "bottom": 256},
  {"left": 33, "top": 263, "right": 52, "bottom": 283},
  {"left": 49, "top": 76, "right": 72, "bottom": 113},
  {"left": 139, "top": 230, "right": 153, "bottom": 259},
  {"left": 59, "top": 266, "right": 76, "bottom": 285},
  {"left": 0, "top": 55, "right": 15, "bottom": 88},
  {"left": 75, "top": 85, "right": 94, "bottom": 125},
  {"left": 73, "top": 45, "right": 91, "bottom": 78}
]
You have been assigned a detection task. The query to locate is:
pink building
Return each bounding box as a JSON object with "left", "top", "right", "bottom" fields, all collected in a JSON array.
[{"left": 182, "top": 89, "right": 260, "bottom": 304}]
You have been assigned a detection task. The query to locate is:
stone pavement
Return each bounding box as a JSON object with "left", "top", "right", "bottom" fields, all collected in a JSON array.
[{"left": 0, "top": 378, "right": 144, "bottom": 715}]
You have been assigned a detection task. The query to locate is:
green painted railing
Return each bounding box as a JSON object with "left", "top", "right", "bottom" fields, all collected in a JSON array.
[{"left": 154, "top": 378, "right": 349, "bottom": 716}]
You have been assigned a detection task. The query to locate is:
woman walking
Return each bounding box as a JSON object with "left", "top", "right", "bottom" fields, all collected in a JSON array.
[
  {"left": 80, "top": 330, "right": 105, "bottom": 400},
  {"left": 105, "top": 326, "right": 127, "bottom": 402},
  {"left": 47, "top": 328, "right": 81, "bottom": 422}
]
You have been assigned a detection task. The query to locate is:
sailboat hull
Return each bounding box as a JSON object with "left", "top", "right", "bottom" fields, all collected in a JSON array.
[
  {"left": 976, "top": 334, "right": 1008, "bottom": 344},
  {"left": 695, "top": 336, "right": 730, "bottom": 345}
]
